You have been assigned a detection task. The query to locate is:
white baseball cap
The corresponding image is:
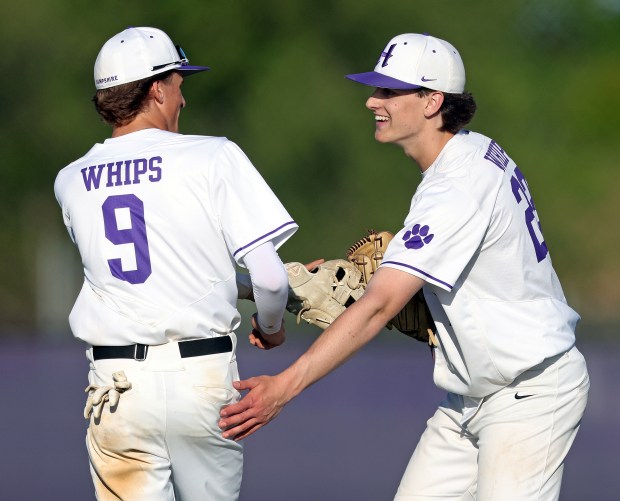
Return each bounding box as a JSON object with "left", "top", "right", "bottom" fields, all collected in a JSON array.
[
  {"left": 94, "top": 27, "right": 210, "bottom": 90},
  {"left": 346, "top": 33, "right": 465, "bottom": 93}
]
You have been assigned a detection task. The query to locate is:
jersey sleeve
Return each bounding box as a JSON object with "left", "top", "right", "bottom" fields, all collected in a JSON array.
[
  {"left": 53, "top": 171, "right": 77, "bottom": 244},
  {"left": 382, "top": 180, "right": 488, "bottom": 291},
  {"left": 208, "top": 140, "right": 298, "bottom": 266}
]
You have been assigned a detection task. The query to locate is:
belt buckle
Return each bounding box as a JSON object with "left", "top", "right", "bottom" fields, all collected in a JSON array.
[{"left": 134, "top": 344, "right": 148, "bottom": 361}]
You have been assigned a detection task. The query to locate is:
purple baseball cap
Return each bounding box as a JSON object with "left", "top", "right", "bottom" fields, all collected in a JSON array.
[
  {"left": 94, "top": 27, "right": 210, "bottom": 90},
  {"left": 346, "top": 33, "right": 466, "bottom": 93}
]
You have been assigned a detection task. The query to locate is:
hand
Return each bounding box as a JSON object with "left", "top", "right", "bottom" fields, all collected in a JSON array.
[
  {"left": 219, "top": 373, "right": 290, "bottom": 441},
  {"left": 248, "top": 314, "right": 285, "bottom": 350}
]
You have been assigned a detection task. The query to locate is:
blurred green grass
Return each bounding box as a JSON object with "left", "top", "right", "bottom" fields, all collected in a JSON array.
[{"left": 1, "top": 0, "right": 618, "bottom": 336}]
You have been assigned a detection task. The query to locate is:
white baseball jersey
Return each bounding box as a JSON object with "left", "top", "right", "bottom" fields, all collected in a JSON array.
[
  {"left": 382, "top": 130, "right": 578, "bottom": 398},
  {"left": 54, "top": 129, "right": 298, "bottom": 346}
]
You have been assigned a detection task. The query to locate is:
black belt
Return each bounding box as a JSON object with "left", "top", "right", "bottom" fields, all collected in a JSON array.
[{"left": 92, "top": 336, "right": 233, "bottom": 361}]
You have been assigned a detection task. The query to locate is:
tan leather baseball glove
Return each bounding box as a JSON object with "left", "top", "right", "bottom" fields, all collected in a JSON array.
[
  {"left": 346, "top": 229, "right": 437, "bottom": 347},
  {"left": 285, "top": 259, "right": 365, "bottom": 329}
]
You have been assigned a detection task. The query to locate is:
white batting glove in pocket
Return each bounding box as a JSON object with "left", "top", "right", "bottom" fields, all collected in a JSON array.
[{"left": 84, "top": 370, "right": 133, "bottom": 420}]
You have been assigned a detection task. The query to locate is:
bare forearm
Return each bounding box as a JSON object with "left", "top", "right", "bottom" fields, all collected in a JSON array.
[
  {"left": 219, "top": 267, "right": 425, "bottom": 441},
  {"left": 278, "top": 293, "right": 393, "bottom": 400},
  {"left": 219, "top": 295, "right": 391, "bottom": 440}
]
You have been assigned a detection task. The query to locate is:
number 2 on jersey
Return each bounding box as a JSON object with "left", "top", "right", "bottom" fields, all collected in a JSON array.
[
  {"left": 511, "top": 167, "right": 549, "bottom": 262},
  {"left": 102, "top": 194, "right": 152, "bottom": 284}
]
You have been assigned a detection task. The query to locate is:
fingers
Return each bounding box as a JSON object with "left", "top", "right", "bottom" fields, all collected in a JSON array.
[
  {"left": 249, "top": 329, "right": 285, "bottom": 350},
  {"left": 219, "top": 378, "right": 262, "bottom": 422},
  {"left": 223, "top": 418, "right": 266, "bottom": 441},
  {"left": 218, "top": 400, "right": 269, "bottom": 441},
  {"left": 249, "top": 331, "right": 262, "bottom": 348},
  {"left": 231, "top": 377, "right": 259, "bottom": 393},
  {"left": 249, "top": 312, "right": 286, "bottom": 350},
  {"left": 304, "top": 258, "right": 325, "bottom": 271},
  {"left": 218, "top": 375, "right": 286, "bottom": 441},
  {"left": 234, "top": 422, "right": 265, "bottom": 441},
  {"left": 218, "top": 409, "right": 257, "bottom": 440},
  {"left": 249, "top": 315, "right": 271, "bottom": 350},
  {"left": 219, "top": 394, "right": 260, "bottom": 440},
  {"left": 220, "top": 399, "right": 251, "bottom": 420},
  {"left": 249, "top": 330, "right": 269, "bottom": 350}
]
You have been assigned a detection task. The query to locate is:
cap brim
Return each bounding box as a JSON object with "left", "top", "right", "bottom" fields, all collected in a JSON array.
[
  {"left": 176, "top": 65, "right": 211, "bottom": 76},
  {"left": 345, "top": 71, "right": 422, "bottom": 90}
]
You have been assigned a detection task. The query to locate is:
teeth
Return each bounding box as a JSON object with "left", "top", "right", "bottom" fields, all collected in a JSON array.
[{"left": 375, "top": 115, "right": 389, "bottom": 122}]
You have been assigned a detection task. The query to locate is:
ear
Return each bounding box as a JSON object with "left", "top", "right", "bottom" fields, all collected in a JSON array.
[
  {"left": 151, "top": 81, "right": 165, "bottom": 104},
  {"left": 424, "top": 91, "right": 444, "bottom": 118}
]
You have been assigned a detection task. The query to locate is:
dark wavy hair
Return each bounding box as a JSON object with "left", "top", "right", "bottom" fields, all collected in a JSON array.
[
  {"left": 417, "top": 88, "right": 477, "bottom": 134},
  {"left": 92, "top": 71, "right": 174, "bottom": 127}
]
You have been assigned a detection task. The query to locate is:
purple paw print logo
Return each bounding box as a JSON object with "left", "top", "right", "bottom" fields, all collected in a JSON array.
[{"left": 403, "top": 224, "right": 434, "bottom": 250}]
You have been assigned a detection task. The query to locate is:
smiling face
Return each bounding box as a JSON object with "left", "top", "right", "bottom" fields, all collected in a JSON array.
[
  {"left": 365, "top": 87, "right": 428, "bottom": 147},
  {"left": 364, "top": 87, "right": 451, "bottom": 170}
]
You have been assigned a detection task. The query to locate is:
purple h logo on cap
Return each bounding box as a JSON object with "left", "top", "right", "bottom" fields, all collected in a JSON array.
[{"left": 380, "top": 43, "right": 397, "bottom": 67}]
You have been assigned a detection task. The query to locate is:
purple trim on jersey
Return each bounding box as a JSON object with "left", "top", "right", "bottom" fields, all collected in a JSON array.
[
  {"left": 233, "top": 221, "right": 297, "bottom": 257},
  {"left": 345, "top": 72, "right": 423, "bottom": 90},
  {"left": 382, "top": 260, "right": 453, "bottom": 290}
]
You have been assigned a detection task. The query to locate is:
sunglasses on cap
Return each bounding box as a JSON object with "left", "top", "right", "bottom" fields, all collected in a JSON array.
[{"left": 152, "top": 45, "right": 189, "bottom": 71}]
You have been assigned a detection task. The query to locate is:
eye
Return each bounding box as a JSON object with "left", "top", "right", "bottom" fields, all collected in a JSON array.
[{"left": 380, "top": 88, "right": 398, "bottom": 97}]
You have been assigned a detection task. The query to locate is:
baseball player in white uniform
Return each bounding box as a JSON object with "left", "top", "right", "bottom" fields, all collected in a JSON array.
[
  {"left": 54, "top": 27, "right": 298, "bottom": 500},
  {"left": 218, "top": 33, "right": 590, "bottom": 500}
]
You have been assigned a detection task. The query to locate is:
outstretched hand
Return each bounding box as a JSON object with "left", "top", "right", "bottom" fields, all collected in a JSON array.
[
  {"left": 225, "top": 258, "right": 326, "bottom": 437},
  {"left": 219, "top": 373, "right": 291, "bottom": 441}
]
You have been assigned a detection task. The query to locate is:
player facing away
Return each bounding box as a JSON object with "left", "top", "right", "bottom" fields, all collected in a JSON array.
[
  {"left": 54, "top": 27, "right": 298, "bottom": 500},
  {"left": 218, "top": 33, "right": 590, "bottom": 500}
]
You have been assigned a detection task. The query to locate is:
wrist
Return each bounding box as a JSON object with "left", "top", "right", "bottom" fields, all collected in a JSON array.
[
  {"left": 280, "top": 360, "right": 309, "bottom": 401},
  {"left": 256, "top": 317, "right": 284, "bottom": 335}
]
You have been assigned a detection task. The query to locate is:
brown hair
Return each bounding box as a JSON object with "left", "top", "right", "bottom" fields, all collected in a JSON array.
[
  {"left": 417, "top": 89, "right": 477, "bottom": 134},
  {"left": 92, "top": 71, "right": 174, "bottom": 127}
]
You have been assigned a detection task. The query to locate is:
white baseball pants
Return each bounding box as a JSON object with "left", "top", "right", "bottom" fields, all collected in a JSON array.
[
  {"left": 394, "top": 346, "right": 589, "bottom": 501},
  {"left": 84, "top": 335, "right": 243, "bottom": 501}
]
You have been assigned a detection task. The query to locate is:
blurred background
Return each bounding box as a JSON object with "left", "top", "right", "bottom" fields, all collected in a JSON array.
[{"left": 0, "top": 0, "right": 618, "bottom": 499}]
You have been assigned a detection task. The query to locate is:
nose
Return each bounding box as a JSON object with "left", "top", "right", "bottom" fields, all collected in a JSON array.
[{"left": 366, "top": 91, "right": 380, "bottom": 110}]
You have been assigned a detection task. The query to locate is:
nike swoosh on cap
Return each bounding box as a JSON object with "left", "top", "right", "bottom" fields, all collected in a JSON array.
[{"left": 421, "top": 76, "right": 437, "bottom": 82}]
